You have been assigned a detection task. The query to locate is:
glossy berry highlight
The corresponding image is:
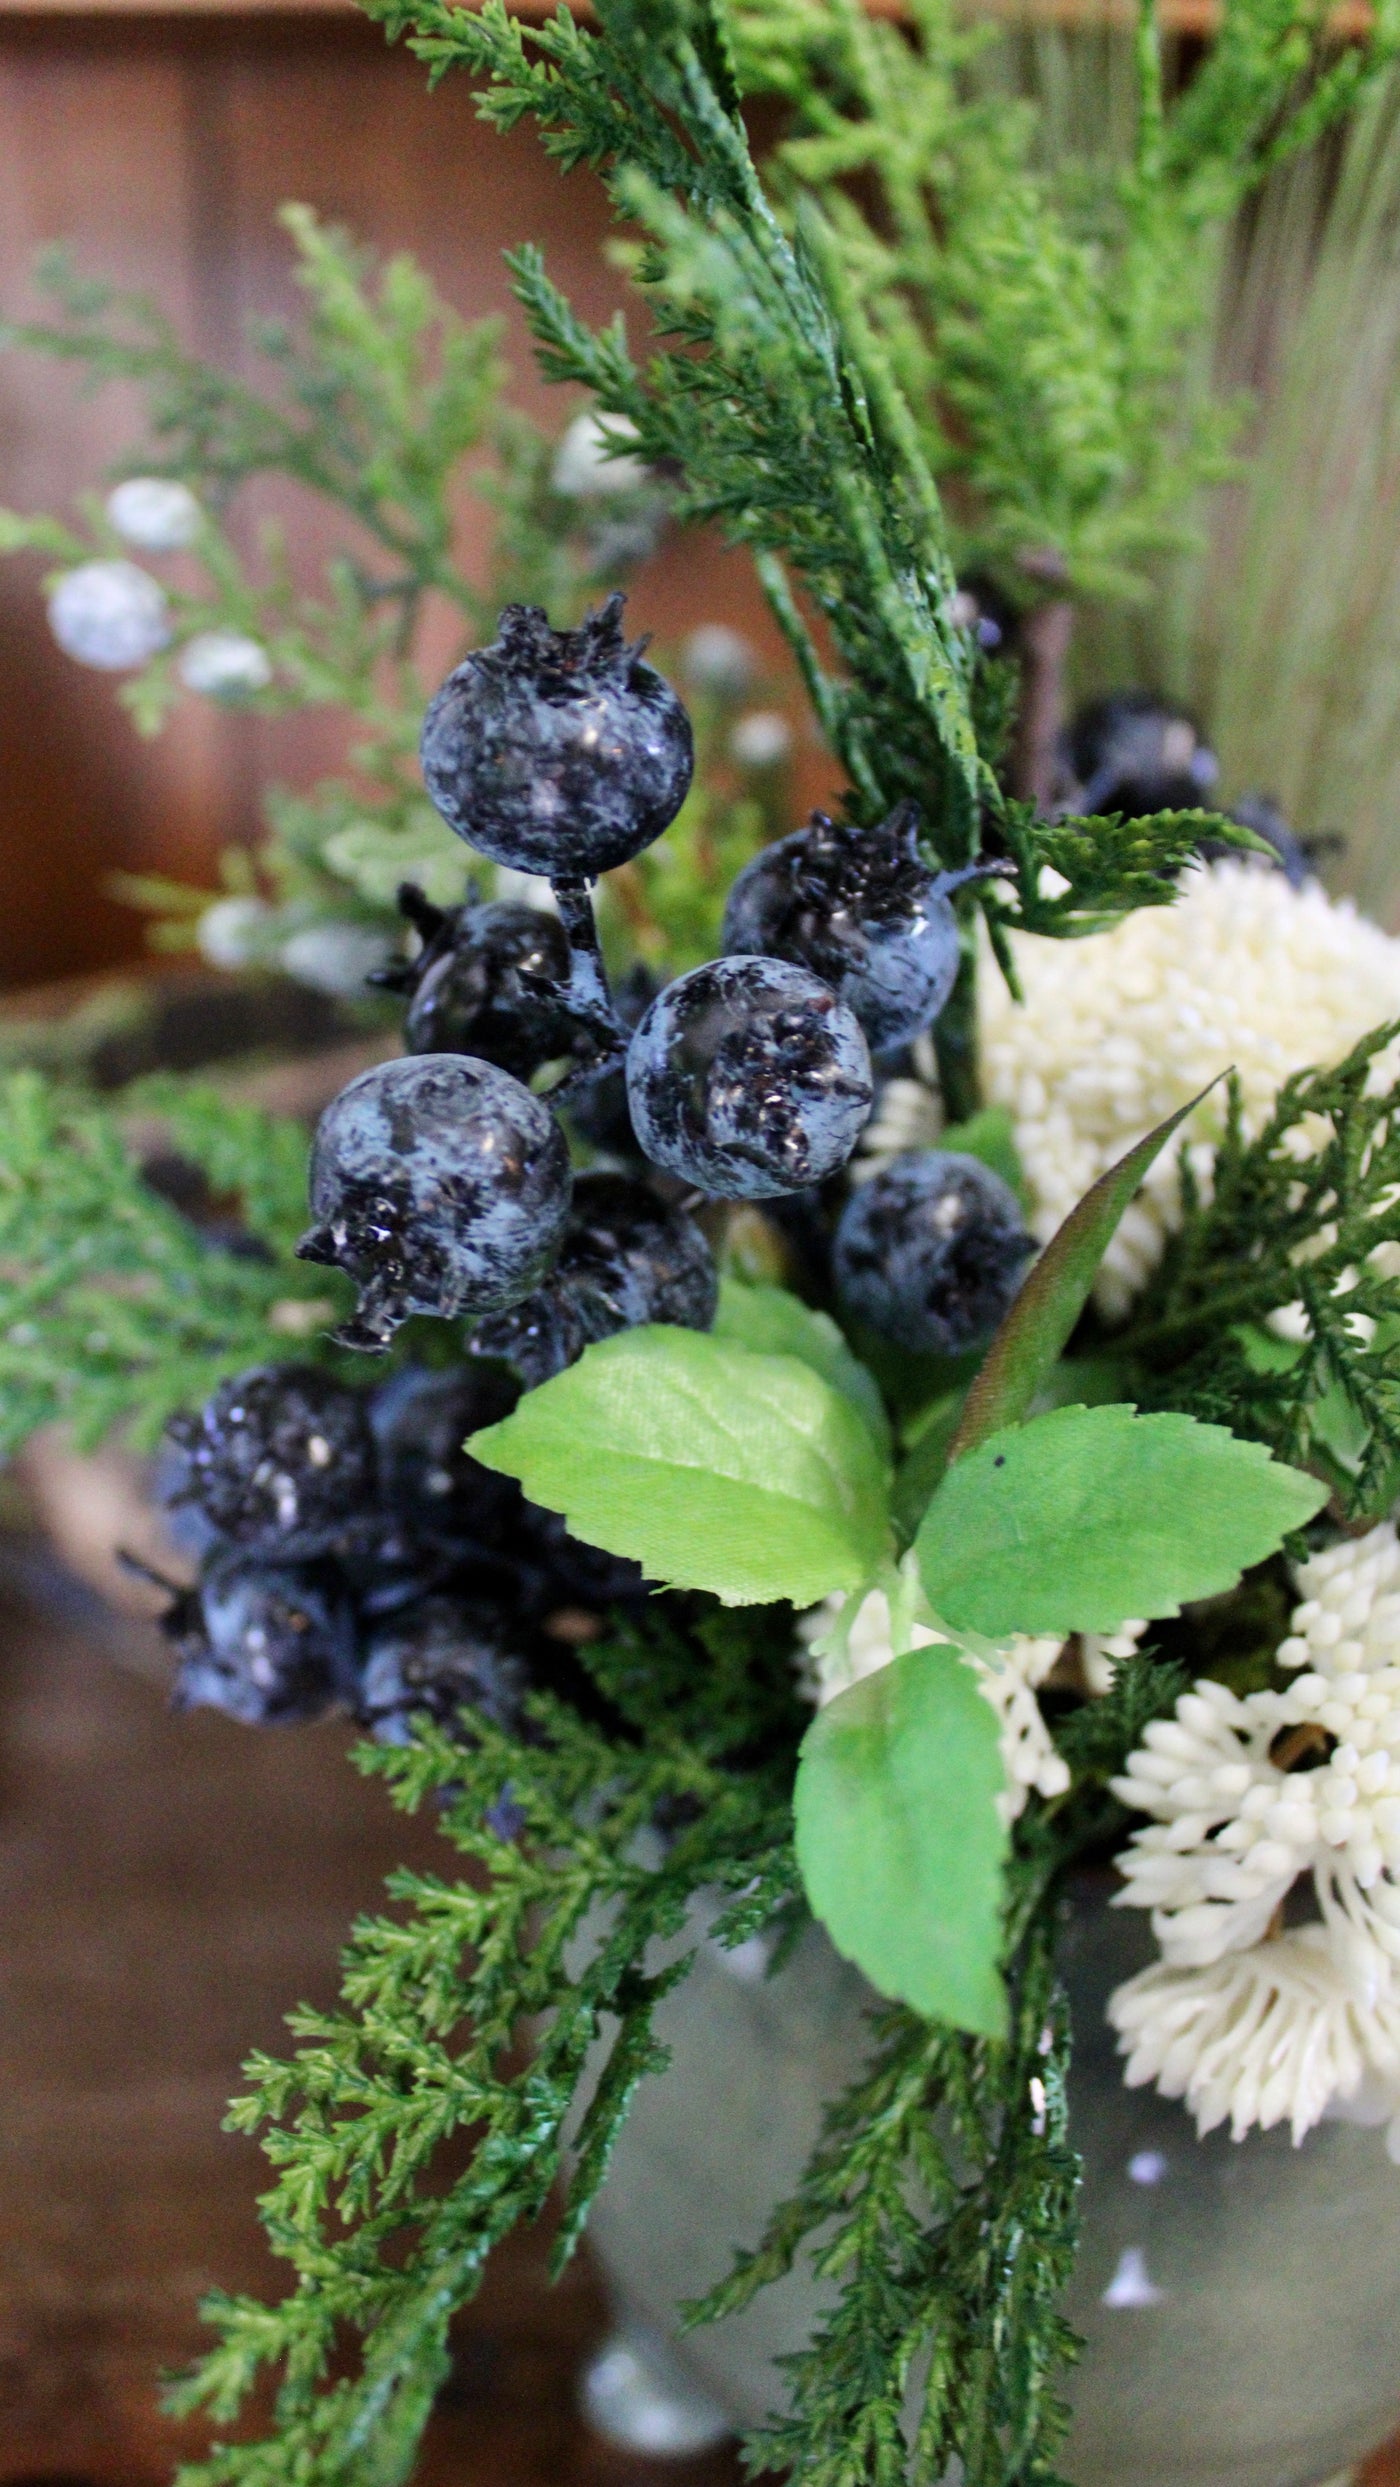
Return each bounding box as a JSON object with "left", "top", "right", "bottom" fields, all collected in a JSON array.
[
  {"left": 834, "top": 1149, "right": 1033, "bottom": 1354},
  {"left": 297, "top": 1054, "right": 572, "bottom": 1352},
  {"left": 722, "top": 803, "right": 970, "bottom": 1053},
  {"left": 420, "top": 593, "right": 693, "bottom": 879},
  {"left": 626, "top": 956, "right": 873, "bottom": 1199}
]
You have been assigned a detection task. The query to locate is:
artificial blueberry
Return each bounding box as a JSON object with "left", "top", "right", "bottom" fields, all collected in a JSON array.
[
  {"left": 355, "top": 1594, "right": 528, "bottom": 1746},
  {"left": 162, "top": 1364, "right": 376, "bottom": 1557},
  {"left": 722, "top": 803, "right": 968, "bottom": 1053},
  {"left": 296, "top": 1055, "right": 572, "bottom": 1352},
  {"left": 167, "top": 1553, "right": 357, "bottom": 1726},
  {"left": 470, "top": 1170, "right": 717, "bottom": 1386},
  {"left": 370, "top": 1360, "right": 523, "bottom": 1557},
  {"left": 833, "top": 1149, "right": 1034, "bottom": 1354},
  {"left": 1060, "top": 693, "right": 1219, "bottom": 817},
  {"left": 625, "top": 956, "right": 873, "bottom": 1199},
  {"left": 420, "top": 594, "right": 693, "bottom": 879},
  {"left": 378, "top": 883, "right": 580, "bottom": 1080}
]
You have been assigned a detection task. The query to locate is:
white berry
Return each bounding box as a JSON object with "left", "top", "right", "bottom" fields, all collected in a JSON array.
[{"left": 48, "top": 560, "right": 170, "bottom": 670}]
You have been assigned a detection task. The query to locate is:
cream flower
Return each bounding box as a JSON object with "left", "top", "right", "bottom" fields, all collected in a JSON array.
[
  {"left": 978, "top": 860, "right": 1400, "bottom": 1318},
  {"left": 796, "top": 1562, "right": 1069, "bottom": 1824},
  {"left": 1110, "top": 1521, "right": 1400, "bottom": 2140}
]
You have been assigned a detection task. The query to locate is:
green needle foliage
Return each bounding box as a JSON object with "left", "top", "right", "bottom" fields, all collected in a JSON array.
[{"left": 168, "top": 1603, "right": 802, "bottom": 2487}]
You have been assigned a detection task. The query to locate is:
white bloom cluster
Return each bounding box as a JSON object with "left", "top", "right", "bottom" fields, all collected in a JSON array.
[
  {"left": 106, "top": 476, "right": 201, "bottom": 551},
  {"left": 1110, "top": 1522, "right": 1400, "bottom": 2145},
  {"left": 797, "top": 1561, "right": 1072, "bottom": 1826},
  {"left": 178, "top": 629, "right": 273, "bottom": 699},
  {"left": 978, "top": 860, "right": 1400, "bottom": 1318},
  {"left": 551, "top": 410, "right": 650, "bottom": 498},
  {"left": 49, "top": 559, "right": 170, "bottom": 670}
]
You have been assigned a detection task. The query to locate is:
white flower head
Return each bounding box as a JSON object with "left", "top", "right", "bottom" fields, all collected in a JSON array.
[
  {"left": 979, "top": 859, "right": 1400, "bottom": 1317},
  {"left": 106, "top": 476, "right": 201, "bottom": 551},
  {"left": 796, "top": 1556, "right": 1069, "bottom": 1825},
  {"left": 1110, "top": 1522, "right": 1400, "bottom": 2142},
  {"left": 278, "top": 923, "right": 392, "bottom": 998},
  {"left": 552, "top": 410, "right": 650, "bottom": 498},
  {"left": 178, "top": 630, "right": 273, "bottom": 700},
  {"left": 48, "top": 559, "right": 170, "bottom": 670},
  {"left": 682, "top": 624, "right": 756, "bottom": 701},
  {"left": 196, "top": 895, "right": 276, "bottom": 972},
  {"left": 729, "top": 710, "right": 792, "bottom": 771}
]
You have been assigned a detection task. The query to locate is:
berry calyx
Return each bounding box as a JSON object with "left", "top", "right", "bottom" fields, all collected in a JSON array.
[
  {"left": 721, "top": 803, "right": 987, "bottom": 1054},
  {"left": 419, "top": 593, "right": 693, "bottom": 880},
  {"left": 834, "top": 1149, "right": 1033, "bottom": 1353},
  {"left": 297, "top": 1055, "right": 572, "bottom": 1352},
  {"left": 625, "top": 956, "right": 873, "bottom": 1199},
  {"left": 470, "top": 1170, "right": 717, "bottom": 1385},
  {"left": 162, "top": 1363, "right": 377, "bottom": 1557}
]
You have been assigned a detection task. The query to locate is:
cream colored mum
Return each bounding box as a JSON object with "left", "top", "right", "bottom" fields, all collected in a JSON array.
[{"left": 978, "top": 860, "right": 1400, "bottom": 1319}]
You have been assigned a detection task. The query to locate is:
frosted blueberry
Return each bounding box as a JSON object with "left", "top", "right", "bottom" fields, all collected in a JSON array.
[
  {"left": 162, "top": 1363, "right": 377, "bottom": 1557},
  {"left": 178, "top": 629, "right": 273, "bottom": 699},
  {"left": 381, "top": 884, "right": 578, "bottom": 1080},
  {"left": 278, "top": 922, "right": 393, "bottom": 998},
  {"left": 420, "top": 594, "right": 693, "bottom": 879},
  {"left": 48, "top": 559, "right": 170, "bottom": 669},
  {"left": 168, "top": 1553, "right": 357, "bottom": 1726},
  {"left": 370, "top": 1361, "right": 523, "bottom": 1557},
  {"left": 834, "top": 1149, "right": 1033, "bottom": 1353},
  {"left": 470, "top": 1169, "right": 717, "bottom": 1385},
  {"left": 196, "top": 895, "right": 275, "bottom": 971},
  {"left": 297, "top": 1054, "right": 572, "bottom": 1352},
  {"left": 106, "top": 476, "right": 201, "bottom": 551},
  {"left": 551, "top": 409, "right": 650, "bottom": 498},
  {"left": 356, "top": 1593, "right": 528, "bottom": 1746},
  {"left": 722, "top": 803, "right": 970, "bottom": 1053},
  {"left": 626, "top": 956, "right": 873, "bottom": 1199}
]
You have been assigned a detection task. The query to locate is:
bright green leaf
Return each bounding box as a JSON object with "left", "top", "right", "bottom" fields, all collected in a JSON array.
[
  {"left": 714, "top": 1277, "right": 891, "bottom": 1458},
  {"left": 470, "top": 1325, "right": 890, "bottom": 1606},
  {"left": 949, "top": 1084, "right": 1220, "bottom": 1462},
  {"left": 917, "top": 1402, "right": 1328, "bottom": 1637},
  {"left": 794, "top": 1644, "right": 1008, "bottom": 2037}
]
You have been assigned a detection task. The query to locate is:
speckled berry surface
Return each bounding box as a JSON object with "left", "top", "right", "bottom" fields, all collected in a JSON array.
[
  {"left": 722, "top": 804, "right": 964, "bottom": 1053},
  {"left": 297, "top": 1054, "right": 572, "bottom": 1351},
  {"left": 167, "top": 1554, "right": 357, "bottom": 1726},
  {"left": 626, "top": 956, "right": 873, "bottom": 1199},
  {"left": 420, "top": 594, "right": 693, "bottom": 879},
  {"left": 470, "top": 1170, "right": 717, "bottom": 1385},
  {"left": 162, "top": 1363, "right": 377, "bottom": 1557},
  {"left": 356, "top": 1594, "right": 528, "bottom": 1746},
  {"left": 834, "top": 1148, "right": 1033, "bottom": 1353},
  {"left": 386, "top": 888, "right": 580, "bottom": 1079}
]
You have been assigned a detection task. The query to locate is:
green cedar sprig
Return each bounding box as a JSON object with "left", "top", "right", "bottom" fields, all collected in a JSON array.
[{"left": 166, "top": 1605, "right": 801, "bottom": 2487}]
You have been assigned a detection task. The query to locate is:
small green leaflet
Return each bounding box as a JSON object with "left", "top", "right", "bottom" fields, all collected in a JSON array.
[
  {"left": 917, "top": 1401, "right": 1328, "bottom": 1638},
  {"left": 949, "top": 1084, "right": 1218, "bottom": 1462},
  {"left": 714, "top": 1277, "right": 892, "bottom": 1459},
  {"left": 469, "top": 1325, "right": 891, "bottom": 1606},
  {"left": 794, "top": 1644, "right": 1008, "bottom": 2037}
]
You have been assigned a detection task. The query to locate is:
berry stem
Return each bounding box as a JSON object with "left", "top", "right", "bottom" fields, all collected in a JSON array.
[{"left": 549, "top": 875, "right": 628, "bottom": 1055}]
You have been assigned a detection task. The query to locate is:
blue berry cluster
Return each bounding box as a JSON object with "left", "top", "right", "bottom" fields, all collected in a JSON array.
[{"left": 153, "top": 1358, "right": 644, "bottom": 1733}]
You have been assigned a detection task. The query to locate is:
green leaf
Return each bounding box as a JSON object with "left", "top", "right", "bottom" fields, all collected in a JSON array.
[
  {"left": 713, "top": 1277, "right": 891, "bottom": 1459},
  {"left": 470, "top": 1325, "right": 891, "bottom": 1606},
  {"left": 917, "top": 1402, "right": 1328, "bottom": 1638},
  {"left": 794, "top": 1644, "right": 1008, "bottom": 2037},
  {"left": 949, "top": 1083, "right": 1221, "bottom": 1463}
]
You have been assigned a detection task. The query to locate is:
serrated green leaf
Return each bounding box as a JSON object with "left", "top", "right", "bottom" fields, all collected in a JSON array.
[
  {"left": 949, "top": 1084, "right": 1220, "bottom": 1463},
  {"left": 713, "top": 1277, "right": 891, "bottom": 1459},
  {"left": 794, "top": 1644, "right": 1008, "bottom": 2037},
  {"left": 470, "top": 1325, "right": 890, "bottom": 1606},
  {"left": 917, "top": 1402, "right": 1328, "bottom": 1638}
]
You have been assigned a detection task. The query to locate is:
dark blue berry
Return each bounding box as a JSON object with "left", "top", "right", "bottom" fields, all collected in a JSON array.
[
  {"left": 355, "top": 1594, "right": 528, "bottom": 1746},
  {"left": 162, "top": 1363, "right": 376, "bottom": 1557},
  {"left": 625, "top": 956, "right": 872, "bottom": 1199},
  {"left": 834, "top": 1150, "right": 1033, "bottom": 1354},
  {"left": 1061, "top": 693, "right": 1219, "bottom": 817},
  {"left": 722, "top": 804, "right": 970, "bottom": 1053},
  {"left": 370, "top": 1361, "right": 523, "bottom": 1558},
  {"left": 470, "top": 1170, "right": 717, "bottom": 1386},
  {"left": 419, "top": 594, "right": 693, "bottom": 879},
  {"left": 167, "top": 1553, "right": 357, "bottom": 1726},
  {"left": 379, "top": 883, "right": 580, "bottom": 1080},
  {"left": 296, "top": 1055, "right": 572, "bottom": 1352}
]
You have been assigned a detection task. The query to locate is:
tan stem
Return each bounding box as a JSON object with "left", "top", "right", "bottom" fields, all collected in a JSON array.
[{"left": 1012, "top": 598, "right": 1074, "bottom": 810}]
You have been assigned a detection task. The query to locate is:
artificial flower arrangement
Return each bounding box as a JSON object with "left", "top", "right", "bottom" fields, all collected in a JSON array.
[{"left": 8, "top": 0, "right": 1400, "bottom": 2481}]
